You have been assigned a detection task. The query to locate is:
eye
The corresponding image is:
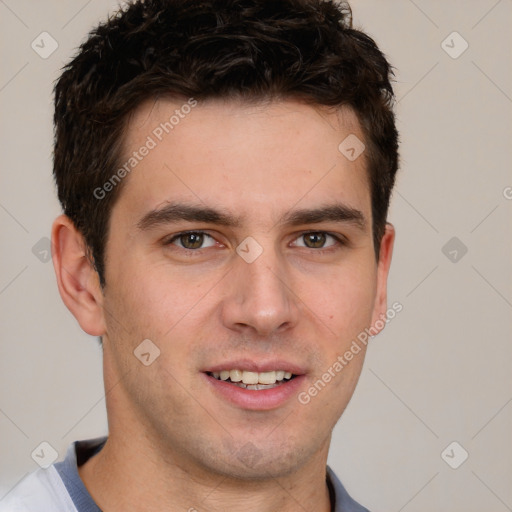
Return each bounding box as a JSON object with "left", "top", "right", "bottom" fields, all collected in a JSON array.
[
  {"left": 293, "top": 232, "right": 340, "bottom": 249},
  {"left": 168, "top": 231, "right": 216, "bottom": 250}
]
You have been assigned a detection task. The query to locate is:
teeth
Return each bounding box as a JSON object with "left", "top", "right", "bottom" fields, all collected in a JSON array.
[
  {"left": 210, "top": 369, "right": 295, "bottom": 385},
  {"left": 242, "top": 371, "right": 259, "bottom": 385},
  {"left": 246, "top": 383, "right": 279, "bottom": 390},
  {"left": 229, "top": 369, "right": 243, "bottom": 382},
  {"left": 258, "top": 371, "right": 276, "bottom": 384}
]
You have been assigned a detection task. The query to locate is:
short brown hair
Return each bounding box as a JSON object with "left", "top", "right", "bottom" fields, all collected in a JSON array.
[{"left": 53, "top": 0, "right": 399, "bottom": 285}]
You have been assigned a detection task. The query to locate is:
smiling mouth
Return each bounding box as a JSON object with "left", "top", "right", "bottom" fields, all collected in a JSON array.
[{"left": 207, "top": 370, "right": 296, "bottom": 390}]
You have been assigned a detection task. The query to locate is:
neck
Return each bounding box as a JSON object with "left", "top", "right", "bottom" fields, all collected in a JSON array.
[{"left": 78, "top": 426, "right": 332, "bottom": 512}]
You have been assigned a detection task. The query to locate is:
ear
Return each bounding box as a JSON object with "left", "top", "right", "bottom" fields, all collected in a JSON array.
[
  {"left": 51, "top": 214, "right": 106, "bottom": 336},
  {"left": 370, "top": 222, "right": 395, "bottom": 331}
]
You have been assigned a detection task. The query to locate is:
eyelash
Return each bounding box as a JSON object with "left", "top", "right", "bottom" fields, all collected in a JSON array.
[
  {"left": 164, "top": 230, "right": 347, "bottom": 252},
  {"left": 165, "top": 231, "right": 218, "bottom": 250},
  {"left": 292, "top": 231, "right": 347, "bottom": 251}
]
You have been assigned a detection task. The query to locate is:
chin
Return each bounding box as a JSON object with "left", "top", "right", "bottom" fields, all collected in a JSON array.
[{"left": 196, "top": 434, "right": 322, "bottom": 481}]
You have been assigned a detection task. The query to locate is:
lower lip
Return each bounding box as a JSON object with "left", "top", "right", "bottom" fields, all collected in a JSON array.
[{"left": 203, "top": 373, "right": 305, "bottom": 411}]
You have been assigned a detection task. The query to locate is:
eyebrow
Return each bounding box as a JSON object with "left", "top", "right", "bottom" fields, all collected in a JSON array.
[
  {"left": 136, "top": 202, "right": 367, "bottom": 231},
  {"left": 137, "top": 203, "right": 241, "bottom": 231},
  {"left": 282, "top": 204, "right": 366, "bottom": 230}
]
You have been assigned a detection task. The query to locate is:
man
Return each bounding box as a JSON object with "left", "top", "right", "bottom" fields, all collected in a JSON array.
[{"left": 1, "top": 0, "right": 398, "bottom": 510}]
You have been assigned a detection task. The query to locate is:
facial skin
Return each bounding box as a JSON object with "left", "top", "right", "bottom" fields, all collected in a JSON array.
[{"left": 52, "top": 99, "right": 394, "bottom": 511}]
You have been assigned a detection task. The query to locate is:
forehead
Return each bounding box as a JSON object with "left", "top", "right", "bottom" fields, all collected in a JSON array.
[{"left": 115, "top": 98, "right": 371, "bottom": 224}]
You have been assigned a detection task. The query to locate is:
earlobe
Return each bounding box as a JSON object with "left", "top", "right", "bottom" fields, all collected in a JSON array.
[
  {"left": 51, "top": 214, "right": 106, "bottom": 336},
  {"left": 370, "top": 222, "right": 395, "bottom": 332}
]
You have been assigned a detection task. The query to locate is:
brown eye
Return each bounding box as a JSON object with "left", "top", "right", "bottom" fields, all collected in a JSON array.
[
  {"left": 292, "top": 232, "right": 341, "bottom": 250},
  {"left": 172, "top": 232, "right": 213, "bottom": 249},
  {"left": 303, "top": 232, "right": 327, "bottom": 248},
  {"left": 180, "top": 233, "right": 203, "bottom": 249}
]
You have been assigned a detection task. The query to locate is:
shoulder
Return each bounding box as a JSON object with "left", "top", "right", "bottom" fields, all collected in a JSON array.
[
  {"left": 327, "top": 466, "right": 371, "bottom": 512},
  {"left": 0, "top": 466, "right": 77, "bottom": 512}
]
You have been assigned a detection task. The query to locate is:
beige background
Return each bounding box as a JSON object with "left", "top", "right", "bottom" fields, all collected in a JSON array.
[{"left": 1, "top": 1, "right": 511, "bottom": 510}]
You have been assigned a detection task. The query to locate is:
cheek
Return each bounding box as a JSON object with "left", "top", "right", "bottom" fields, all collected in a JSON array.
[
  {"left": 306, "top": 269, "right": 375, "bottom": 416},
  {"left": 103, "top": 260, "right": 223, "bottom": 359},
  {"left": 102, "top": 266, "right": 210, "bottom": 402},
  {"left": 305, "top": 260, "right": 378, "bottom": 341}
]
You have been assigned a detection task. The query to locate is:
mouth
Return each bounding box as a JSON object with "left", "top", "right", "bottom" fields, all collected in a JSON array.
[
  {"left": 202, "top": 362, "right": 305, "bottom": 410},
  {"left": 207, "top": 369, "right": 296, "bottom": 390}
]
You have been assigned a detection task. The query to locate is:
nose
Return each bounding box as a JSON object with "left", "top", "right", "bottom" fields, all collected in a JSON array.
[{"left": 220, "top": 247, "right": 300, "bottom": 337}]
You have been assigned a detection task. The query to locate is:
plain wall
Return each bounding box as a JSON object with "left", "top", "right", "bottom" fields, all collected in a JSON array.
[{"left": 1, "top": 1, "right": 511, "bottom": 510}]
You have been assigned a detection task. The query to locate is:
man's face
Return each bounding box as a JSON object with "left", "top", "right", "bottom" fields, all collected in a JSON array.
[{"left": 98, "top": 99, "right": 392, "bottom": 478}]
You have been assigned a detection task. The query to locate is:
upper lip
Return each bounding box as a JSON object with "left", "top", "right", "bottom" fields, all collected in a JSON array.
[{"left": 203, "top": 358, "right": 306, "bottom": 375}]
